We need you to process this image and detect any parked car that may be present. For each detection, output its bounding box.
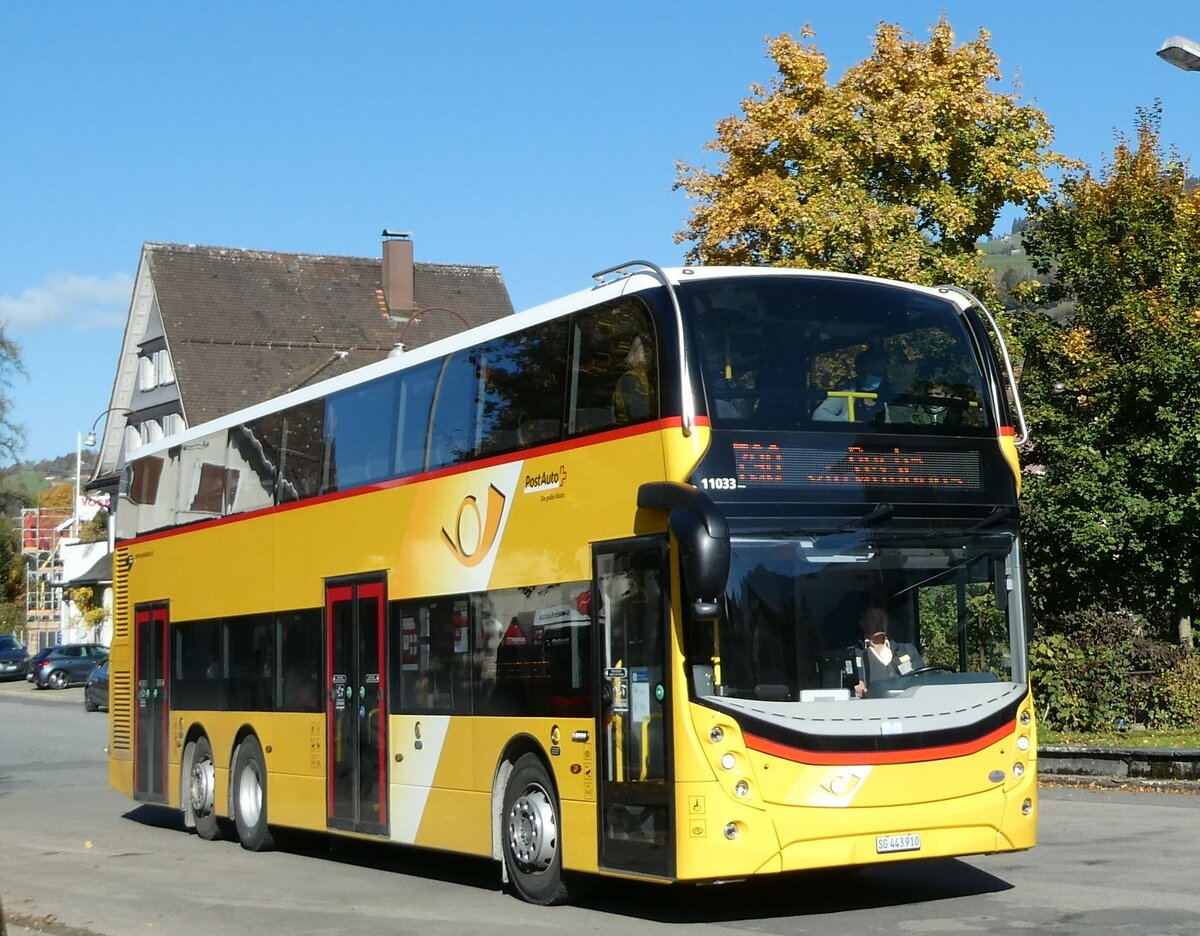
[84,658,109,712]
[0,634,29,680]
[26,643,108,689]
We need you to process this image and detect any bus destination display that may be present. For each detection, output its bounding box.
[731,442,983,490]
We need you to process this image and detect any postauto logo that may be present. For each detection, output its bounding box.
[523,463,566,494]
[441,484,506,568]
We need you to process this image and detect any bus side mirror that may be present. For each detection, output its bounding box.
[637,482,730,622]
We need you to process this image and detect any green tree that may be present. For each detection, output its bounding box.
[1017,105,1200,647]
[675,17,1072,300]
[0,517,23,634]
[0,327,21,463]
[79,508,108,544]
[0,327,26,511]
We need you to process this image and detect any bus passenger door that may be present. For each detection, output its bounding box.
[594,540,675,879]
[134,602,169,803]
[326,577,388,836]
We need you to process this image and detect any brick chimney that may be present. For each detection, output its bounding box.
[382,230,414,319]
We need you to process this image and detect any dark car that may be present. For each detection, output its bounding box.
[26,643,108,689]
[0,634,29,680]
[84,658,109,712]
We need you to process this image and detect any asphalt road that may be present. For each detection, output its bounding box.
[2,679,1199,936]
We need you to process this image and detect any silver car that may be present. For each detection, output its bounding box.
[26,643,108,689]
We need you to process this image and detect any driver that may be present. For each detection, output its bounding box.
[853,602,925,698]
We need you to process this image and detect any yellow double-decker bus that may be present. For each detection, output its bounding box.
[108,263,1035,904]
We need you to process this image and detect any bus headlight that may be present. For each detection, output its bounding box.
[1022,799,1033,816]
[1017,736,1030,751]
[1013,762,1025,779]
[710,726,724,743]
[734,779,749,798]
[1019,710,1031,726]
[724,822,740,840]
[720,753,736,771]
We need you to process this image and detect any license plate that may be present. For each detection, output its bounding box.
[876,833,921,854]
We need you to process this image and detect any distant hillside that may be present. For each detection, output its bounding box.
[978,229,1074,321]
[979,231,1039,309]
[0,450,98,508]
[4,469,51,500]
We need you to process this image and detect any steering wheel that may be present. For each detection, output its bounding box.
[906,664,955,677]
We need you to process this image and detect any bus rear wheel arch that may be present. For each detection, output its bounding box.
[501,752,568,905]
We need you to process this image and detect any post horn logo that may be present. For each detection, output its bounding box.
[442,484,507,567]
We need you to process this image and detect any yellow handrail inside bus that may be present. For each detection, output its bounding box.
[824,390,878,423]
[712,621,722,689]
[613,714,623,780]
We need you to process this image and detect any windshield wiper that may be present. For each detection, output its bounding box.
[839,502,893,532]
[964,505,1014,534]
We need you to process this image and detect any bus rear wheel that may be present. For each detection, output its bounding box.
[186,736,221,841]
[231,736,273,852]
[502,754,568,905]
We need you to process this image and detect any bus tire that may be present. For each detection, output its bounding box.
[231,736,273,852]
[502,753,568,905]
[187,736,222,841]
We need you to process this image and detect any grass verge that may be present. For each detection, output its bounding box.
[1040,728,1200,748]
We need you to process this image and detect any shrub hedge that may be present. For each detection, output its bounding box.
[1029,606,1199,732]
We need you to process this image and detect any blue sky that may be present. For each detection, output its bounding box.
[2,2,1197,462]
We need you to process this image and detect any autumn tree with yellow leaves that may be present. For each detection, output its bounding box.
[676,18,1070,300]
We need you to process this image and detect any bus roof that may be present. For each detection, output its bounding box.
[125,266,972,464]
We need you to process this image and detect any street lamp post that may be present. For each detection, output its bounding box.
[1157,35,1200,71]
[72,432,83,538]
[72,408,130,540]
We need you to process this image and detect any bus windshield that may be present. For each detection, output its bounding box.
[680,275,993,433]
[687,531,1026,708]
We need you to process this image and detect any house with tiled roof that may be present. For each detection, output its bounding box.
[61,235,512,649]
[90,234,514,487]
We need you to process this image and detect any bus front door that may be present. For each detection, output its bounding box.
[594,540,675,879]
[326,577,388,836]
[134,602,169,803]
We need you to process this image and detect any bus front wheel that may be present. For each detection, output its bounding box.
[186,736,221,841]
[231,736,273,852]
[502,754,568,905]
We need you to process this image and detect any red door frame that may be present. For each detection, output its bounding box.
[325,579,388,830]
[134,603,170,801]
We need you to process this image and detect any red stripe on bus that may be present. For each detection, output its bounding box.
[119,416,705,548]
[999,426,1015,437]
[742,721,1014,766]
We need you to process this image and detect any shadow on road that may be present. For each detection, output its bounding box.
[574,858,1013,923]
[122,804,186,832]
[120,803,1013,921]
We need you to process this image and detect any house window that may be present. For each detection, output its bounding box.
[163,413,185,436]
